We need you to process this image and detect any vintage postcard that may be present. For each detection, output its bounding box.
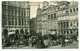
[2,0,78,49]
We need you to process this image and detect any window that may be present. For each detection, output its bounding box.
[77,22,78,26]
[8,18,11,25]
[73,8,75,12]
[58,23,60,26]
[2,16,7,25]
[12,7,14,16]
[27,9,30,17]
[6,10,8,15]
[66,22,69,27]
[21,9,22,16]
[76,8,78,11]
[67,31,69,34]
[70,30,72,34]
[70,9,72,12]
[54,13,56,18]
[13,7,16,16]
[48,15,50,19]
[12,18,14,25]
[15,18,17,25]
[2,2,6,5]
[18,8,20,16]
[2,5,6,9]
[23,9,26,16]
[9,6,13,16]
[66,10,68,14]
[65,22,68,28]
[22,9,24,16]
[4,18,7,25]
[5,5,8,9]
[22,19,23,25]
[70,23,72,26]
[61,22,63,28]
[19,18,21,25]
[51,14,53,19]
[58,7,59,9]
[15,7,17,16]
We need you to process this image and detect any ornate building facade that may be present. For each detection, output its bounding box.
[2,1,30,38]
[36,1,58,35]
[36,1,78,36]
[57,1,78,37]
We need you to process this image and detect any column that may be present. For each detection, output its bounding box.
[6,16,8,26]
[68,30,70,34]
[17,7,19,26]
[13,18,14,26]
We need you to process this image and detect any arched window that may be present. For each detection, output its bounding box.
[20,29,24,34]
[70,9,72,12]
[73,8,75,12]
[15,30,19,35]
[3,29,8,37]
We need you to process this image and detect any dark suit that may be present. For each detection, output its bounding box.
[60,34,65,47]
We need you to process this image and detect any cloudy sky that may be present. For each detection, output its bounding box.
[30,2,43,19]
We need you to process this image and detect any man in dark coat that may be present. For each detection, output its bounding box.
[60,33,65,47]
[36,32,45,48]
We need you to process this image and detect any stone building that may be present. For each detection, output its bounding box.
[57,1,78,37]
[36,1,78,36]
[2,1,30,38]
[36,1,58,35]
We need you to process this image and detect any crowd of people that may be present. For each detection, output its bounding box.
[2,31,78,48]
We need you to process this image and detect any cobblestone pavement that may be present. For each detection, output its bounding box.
[48,41,78,49]
[2,41,78,49]
[3,45,36,49]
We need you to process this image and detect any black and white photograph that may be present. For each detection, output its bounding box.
[2,0,79,49]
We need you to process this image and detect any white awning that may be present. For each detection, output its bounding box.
[8,32,15,35]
